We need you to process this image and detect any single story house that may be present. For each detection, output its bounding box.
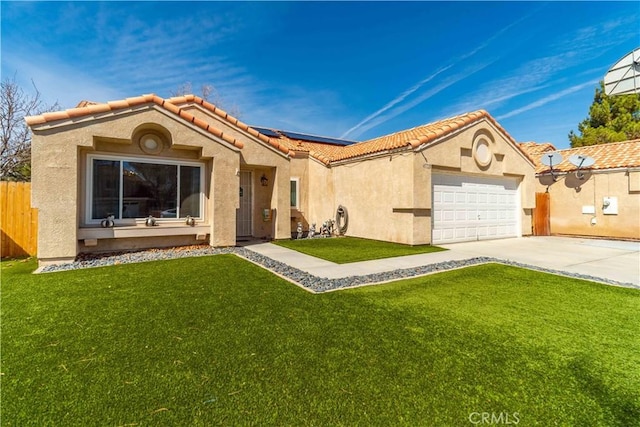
[27,94,536,266]
[519,140,640,240]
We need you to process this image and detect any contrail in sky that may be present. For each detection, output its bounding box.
[341,10,539,139]
[339,65,454,139]
[495,79,598,120]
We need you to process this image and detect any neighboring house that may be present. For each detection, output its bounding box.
[520,140,640,240]
[27,94,535,266]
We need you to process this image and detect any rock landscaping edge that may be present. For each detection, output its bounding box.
[35,245,639,292]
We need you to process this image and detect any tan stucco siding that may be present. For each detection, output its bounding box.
[537,170,640,239]
[182,105,293,240]
[300,120,536,245]
[289,153,310,233]
[236,126,291,240]
[31,108,245,263]
[31,133,85,261]
[412,157,433,244]
[304,158,336,231]
[420,122,535,237]
[331,152,417,244]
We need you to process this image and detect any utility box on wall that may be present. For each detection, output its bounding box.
[603,197,618,215]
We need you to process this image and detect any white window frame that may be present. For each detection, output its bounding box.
[290,177,300,209]
[86,153,205,225]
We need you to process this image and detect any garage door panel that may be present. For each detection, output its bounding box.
[443,210,455,221]
[433,174,519,244]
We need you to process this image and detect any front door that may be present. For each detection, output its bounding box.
[237,171,252,237]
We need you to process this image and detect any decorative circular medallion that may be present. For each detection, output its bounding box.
[473,137,492,167]
[139,134,163,154]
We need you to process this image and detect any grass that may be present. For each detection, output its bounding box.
[273,236,447,263]
[2,256,639,426]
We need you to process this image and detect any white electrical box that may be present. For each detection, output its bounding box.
[603,197,618,215]
[582,205,595,214]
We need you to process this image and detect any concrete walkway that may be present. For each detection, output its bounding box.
[243,236,640,287]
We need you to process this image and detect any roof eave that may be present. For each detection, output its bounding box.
[26,98,246,151]
[330,146,412,166]
[167,95,291,157]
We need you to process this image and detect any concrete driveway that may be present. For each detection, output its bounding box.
[246,236,639,288]
[440,236,640,286]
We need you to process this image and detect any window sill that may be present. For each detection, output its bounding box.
[78,224,210,240]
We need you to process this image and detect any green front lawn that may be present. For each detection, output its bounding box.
[2,256,639,426]
[273,236,446,263]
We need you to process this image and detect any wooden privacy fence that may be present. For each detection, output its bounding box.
[1,182,38,258]
[533,192,550,236]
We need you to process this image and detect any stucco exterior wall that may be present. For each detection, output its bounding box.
[331,152,417,244]
[30,107,258,264]
[183,103,292,240]
[31,132,88,263]
[420,121,535,236]
[237,140,291,241]
[536,169,640,239]
[288,152,310,234]
[322,121,535,245]
[30,101,539,263]
[304,158,336,231]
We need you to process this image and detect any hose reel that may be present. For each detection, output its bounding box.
[335,205,349,235]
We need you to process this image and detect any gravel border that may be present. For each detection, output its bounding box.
[37,245,640,292]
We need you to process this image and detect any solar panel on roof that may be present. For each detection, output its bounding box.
[278,130,357,146]
[251,126,281,138]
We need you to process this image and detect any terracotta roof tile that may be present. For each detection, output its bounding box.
[75,100,99,108]
[520,140,640,173]
[262,110,527,166]
[517,142,557,165]
[167,95,291,156]
[29,97,530,167]
[331,110,517,162]
[25,94,246,150]
[107,99,131,109]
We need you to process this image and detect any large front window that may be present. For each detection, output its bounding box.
[89,155,204,222]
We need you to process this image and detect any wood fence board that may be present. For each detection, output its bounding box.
[0,182,38,258]
[533,192,551,236]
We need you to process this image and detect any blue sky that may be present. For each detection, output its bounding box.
[2,1,638,148]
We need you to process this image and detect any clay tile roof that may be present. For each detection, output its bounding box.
[75,100,99,108]
[517,141,557,166]
[330,110,517,162]
[167,95,291,157]
[25,94,248,150]
[246,110,524,166]
[521,140,640,173]
[279,139,345,166]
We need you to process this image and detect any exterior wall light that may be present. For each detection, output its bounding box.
[260,174,269,186]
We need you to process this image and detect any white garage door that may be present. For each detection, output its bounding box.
[432,174,519,244]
